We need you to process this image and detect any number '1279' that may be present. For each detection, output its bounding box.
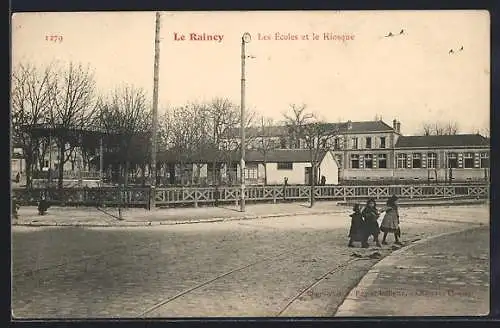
[46,35,63,42]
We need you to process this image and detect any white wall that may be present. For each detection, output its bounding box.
[266,162,311,185]
[319,151,339,185]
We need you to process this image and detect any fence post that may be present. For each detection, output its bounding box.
[343,187,347,203]
[235,187,239,206]
[273,187,276,204]
[194,189,198,208]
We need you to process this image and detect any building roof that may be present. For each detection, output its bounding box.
[158,149,328,164]
[246,149,327,163]
[225,120,395,138]
[342,120,395,133]
[395,134,490,148]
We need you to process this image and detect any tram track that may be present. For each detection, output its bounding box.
[138,235,347,317]
[275,258,364,316]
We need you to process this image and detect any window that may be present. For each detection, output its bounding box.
[279,137,287,149]
[277,162,293,170]
[351,154,359,168]
[365,154,373,168]
[45,160,49,167]
[365,137,372,149]
[480,152,489,168]
[380,137,386,149]
[335,155,343,168]
[245,167,257,179]
[447,153,458,168]
[464,153,474,168]
[334,138,340,150]
[378,154,387,168]
[427,153,437,169]
[412,153,422,168]
[352,138,358,150]
[397,154,407,168]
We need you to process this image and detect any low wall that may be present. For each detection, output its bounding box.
[12,184,489,208]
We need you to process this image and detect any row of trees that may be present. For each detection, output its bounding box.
[11,61,288,189]
[12,62,98,189]
[12,61,488,205]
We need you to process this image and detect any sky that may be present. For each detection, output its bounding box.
[11,10,490,136]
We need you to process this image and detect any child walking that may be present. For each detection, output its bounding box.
[380,195,402,245]
[361,198,382,248]
[348,203,364,247]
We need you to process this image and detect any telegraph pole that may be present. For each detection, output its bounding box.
[240,32,251,212]
[99,136,104,186]
[150,11,161,210]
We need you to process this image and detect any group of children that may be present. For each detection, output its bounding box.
[348,195,402,248]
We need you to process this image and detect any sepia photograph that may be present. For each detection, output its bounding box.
[10,10,490,318]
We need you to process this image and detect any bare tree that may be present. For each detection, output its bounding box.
[421,121,459,136]
[474,127,490,138]
[166,103,212,185]
[45,62,98,189]
[255,116,279,185]
[97,85,150,187]
[157,111,172,152]
[283,104,338,207]
[443,121,459,135]
[283,104,313,149]
[11,63,55,188]
[205,98,242,185]
[422,123,433,136]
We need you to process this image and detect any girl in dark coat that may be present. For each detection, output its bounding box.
[380,195,402,245]
[361,198,381,248]
[348,203,364,247]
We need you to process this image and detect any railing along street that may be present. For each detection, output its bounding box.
[12,184,489,208]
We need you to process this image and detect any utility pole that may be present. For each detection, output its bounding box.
[240,32,251,212]
[99,136,104,186]
[150,11,161,210]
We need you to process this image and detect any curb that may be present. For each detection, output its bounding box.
[12,210,338,228]
[337,200,488,207]
[334,226,486,317]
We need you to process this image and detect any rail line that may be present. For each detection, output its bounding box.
[138,238,342,317]
[275,258,364,316]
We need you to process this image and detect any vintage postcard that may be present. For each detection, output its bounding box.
[11,10,490,318]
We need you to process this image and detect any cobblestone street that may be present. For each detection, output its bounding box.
[12,205,489,318]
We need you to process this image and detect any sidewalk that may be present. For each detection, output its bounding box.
[13,201,344,227]
[336,226,489,316]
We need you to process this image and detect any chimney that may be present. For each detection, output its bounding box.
[347,120,352,130]
[396,121,401,134]
[393,119,397,131]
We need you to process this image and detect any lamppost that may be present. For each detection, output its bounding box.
[240,32,251,212]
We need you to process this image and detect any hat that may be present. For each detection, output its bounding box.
[352,203,361,211]
[389,194,398,201]
[366,198,376,204]
[388,194,399,204]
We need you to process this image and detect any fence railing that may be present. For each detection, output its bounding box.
[11,184,489,208]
